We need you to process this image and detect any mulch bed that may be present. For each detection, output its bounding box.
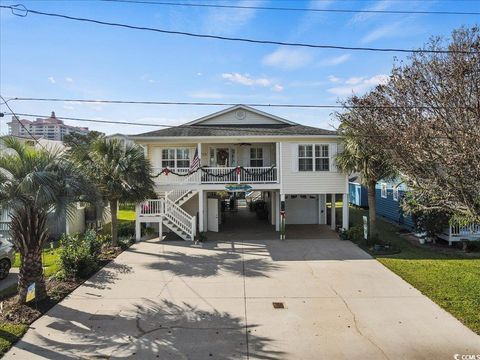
[0,244,127,327]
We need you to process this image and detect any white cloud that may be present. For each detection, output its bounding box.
[221,73,284,92]
[271,84,284,92]
[48,76,56,84]
[361,22,403,43]
[327,75,341,83]
[318,54,351,66]
[203,0,264,35]
[351,0,392,23]
[328,74,389,96]
[221,73,270,87]
[65,77,74,83]
[262,48,313,70]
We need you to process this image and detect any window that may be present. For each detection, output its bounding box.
[315,145,329,171]
[176,148,190,168]
[393,186,399,201]
[162,148,190,168]
[381,183,388,198]
[161,149,175,168]
[298,145,313,171]
[298,144,329,171]
[250,147,263,167]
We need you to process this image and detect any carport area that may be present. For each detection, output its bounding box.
[206,200,337,241]
[6,237,480,359]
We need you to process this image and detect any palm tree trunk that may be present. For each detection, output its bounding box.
[11,207,49,304]
[110,199,118,246]
[18,250,46,304]
[367,180,378,241]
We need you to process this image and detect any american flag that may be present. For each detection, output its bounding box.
[190,148,200,171]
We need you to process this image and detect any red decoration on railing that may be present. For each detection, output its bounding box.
[235,166,241,175]
[164,168,170,176]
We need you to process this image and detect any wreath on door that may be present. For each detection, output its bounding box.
[217,149,229,166]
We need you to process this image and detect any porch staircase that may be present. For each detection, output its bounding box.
[161,189,198,241]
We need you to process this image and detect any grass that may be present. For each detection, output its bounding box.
[0,323,28,356]
[118,209,135,221]
[348,207,480,334]
[12,246,61,278]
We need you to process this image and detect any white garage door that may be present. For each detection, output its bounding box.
[285,195,318,224]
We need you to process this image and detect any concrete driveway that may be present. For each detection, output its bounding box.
[5,237,480,359]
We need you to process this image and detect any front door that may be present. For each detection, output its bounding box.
[207,198,219,232]
[216,148,229,167]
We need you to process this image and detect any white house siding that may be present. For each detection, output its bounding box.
[67,204,86,234]
[280,140,347,195]
[195,109,285,126]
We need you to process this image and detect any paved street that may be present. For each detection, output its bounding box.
[5,236,480,359]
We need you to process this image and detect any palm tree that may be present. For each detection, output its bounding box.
[77,138,155,245]
[335,92,396,240]
[0,137,86,303]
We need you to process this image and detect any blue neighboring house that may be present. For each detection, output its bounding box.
[376,180,414,229]
[348,177,369,208]
[348,178,414,229]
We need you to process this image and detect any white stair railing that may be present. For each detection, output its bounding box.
[167,188,192,204]
[164,198,196,239]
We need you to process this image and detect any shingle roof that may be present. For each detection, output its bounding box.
[132,124,337,138]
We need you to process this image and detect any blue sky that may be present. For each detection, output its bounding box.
[0,0,478,135]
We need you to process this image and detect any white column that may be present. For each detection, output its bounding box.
[135,205,141,241]
[198,189,204,232]
[270,191,275,225]
[331,194,336,230]
[275,142,280,183]
[275,191,280,231]
[203,191,208,232]
[159,218,163,241]
[318,194,327,225]
[342,193,349,230]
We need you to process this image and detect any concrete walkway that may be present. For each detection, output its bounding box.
[5,237,480,359]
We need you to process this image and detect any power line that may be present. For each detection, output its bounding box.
[0,4,477,54]
[2,112,173,127]
[5,97,475,110]
[0,95,47,150]
[101,0,480,16]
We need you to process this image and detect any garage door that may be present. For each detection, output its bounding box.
[285,195,318,224]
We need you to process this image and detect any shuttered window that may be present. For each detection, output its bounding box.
[298,144,330,171]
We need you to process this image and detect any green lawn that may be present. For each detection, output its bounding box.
[118,209,135,221]
[0,323,28,356]
[348,207,480,334]
[13,246,61,278]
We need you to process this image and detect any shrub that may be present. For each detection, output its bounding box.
[118,236,135,250]
[118,221,135,238]
[346,226,364,243]
[58,233,98,279]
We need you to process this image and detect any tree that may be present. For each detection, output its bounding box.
[371,26,480,222]
[335,92,396,240]
[0,138,86,303]
[74,138,155,245]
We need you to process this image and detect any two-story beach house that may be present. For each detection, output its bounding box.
[132,105,349,241]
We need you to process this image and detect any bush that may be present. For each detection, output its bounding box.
[58,233,99,279]
[118,236,135,250]
[346,226,364,243]
[118,221,135,238]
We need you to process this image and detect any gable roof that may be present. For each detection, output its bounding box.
[184,104,298,126]
[132,105,337,138]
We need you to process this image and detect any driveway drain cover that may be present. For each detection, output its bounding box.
[272,302,285,309]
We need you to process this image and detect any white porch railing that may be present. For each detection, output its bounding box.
[449,223,480,244]
[153,166,277,185]
[138,199,164,217]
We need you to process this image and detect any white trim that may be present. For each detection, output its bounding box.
[297,143,331,172]
[393,186,399,201]
[133,134,340,141]
[184,104,298,126]
[381,183,388,198]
